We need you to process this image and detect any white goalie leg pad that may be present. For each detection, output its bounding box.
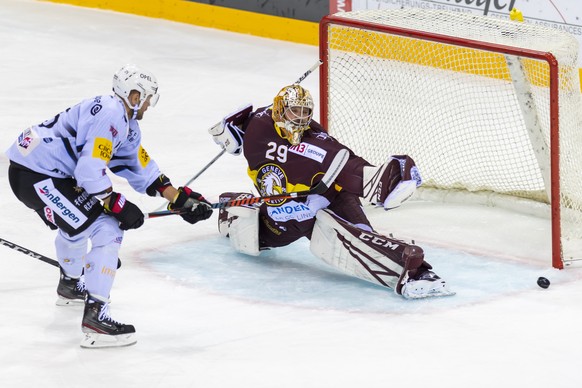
[310,209,404,290]
[227,206,260,256]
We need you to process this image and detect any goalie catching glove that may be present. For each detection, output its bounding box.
[103,192,145,230]
[362,155,422,210]
[208,104,253,155]
[168,186,213,224]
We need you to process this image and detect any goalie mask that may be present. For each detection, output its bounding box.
[272,84,314,145]
[112,64,159,118]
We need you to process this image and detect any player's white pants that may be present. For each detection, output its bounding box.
[55,214,123,302]
[55,230,87,278]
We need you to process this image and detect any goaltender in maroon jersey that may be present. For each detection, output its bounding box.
[209,84,454,299]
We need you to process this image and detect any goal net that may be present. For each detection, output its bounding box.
[319,9,582,269]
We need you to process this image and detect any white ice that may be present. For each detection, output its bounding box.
[1,1,582,387]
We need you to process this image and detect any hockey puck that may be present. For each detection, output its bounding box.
[537,277,550,289]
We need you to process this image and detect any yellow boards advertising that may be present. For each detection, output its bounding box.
[330,0,582,84]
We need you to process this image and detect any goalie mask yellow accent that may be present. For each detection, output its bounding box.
[272,84,314,145]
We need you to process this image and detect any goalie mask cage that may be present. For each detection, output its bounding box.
[319,9,582,269]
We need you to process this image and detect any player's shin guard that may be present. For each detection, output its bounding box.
[84,245,119,302]
[310,209,426,292]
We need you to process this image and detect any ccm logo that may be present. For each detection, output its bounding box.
[359,232,399,250]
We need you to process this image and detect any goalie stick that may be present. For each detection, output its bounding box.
[153,60,323,211]
[293,59,323,86]
[183,148,226,188]
[145,148,349,218]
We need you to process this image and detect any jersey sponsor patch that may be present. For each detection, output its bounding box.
[267,200,316,223]
[92,137,112,163]
[138,145,150,168]
[288,143,327,163]
[33,179,88,228]
[16,128,40,156]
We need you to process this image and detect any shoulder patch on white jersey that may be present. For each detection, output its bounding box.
[288,143,327,163]
[16,128,40,156]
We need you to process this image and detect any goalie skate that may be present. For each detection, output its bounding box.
[400,271,455,299]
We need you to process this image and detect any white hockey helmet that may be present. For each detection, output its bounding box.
[112,64,159,110]
[272,84,314,145]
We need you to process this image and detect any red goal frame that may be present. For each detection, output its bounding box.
[318,14,563,268]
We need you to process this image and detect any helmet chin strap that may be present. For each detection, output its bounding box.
[131,104,139,120]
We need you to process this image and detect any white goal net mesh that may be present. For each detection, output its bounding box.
[321,9,582,267]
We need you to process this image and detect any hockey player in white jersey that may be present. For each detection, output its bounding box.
[5,64,213,348]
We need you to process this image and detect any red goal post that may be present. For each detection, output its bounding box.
[319,9,582,269]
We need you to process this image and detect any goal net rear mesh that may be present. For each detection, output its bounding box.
[320,9,582,267]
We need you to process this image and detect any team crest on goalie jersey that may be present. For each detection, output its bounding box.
[256,164,287,206]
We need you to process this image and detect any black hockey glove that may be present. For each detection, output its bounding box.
[168,186,213,224]
[104,192,145,230]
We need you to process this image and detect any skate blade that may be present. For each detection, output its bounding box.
[55,297,85,306]
[80,332,137,349]
[401,279,456,299]
[402,289,456,299]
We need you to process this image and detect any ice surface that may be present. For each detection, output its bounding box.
[1,1,582,387]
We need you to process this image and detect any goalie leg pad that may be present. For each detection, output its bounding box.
[225,206,260,256]
[310,209,424,290]
[218,192,254,237]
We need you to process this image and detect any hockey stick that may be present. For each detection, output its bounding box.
[0,237,123,269]
[184,148,226,188]
[262,60,323,109]
[0,237,58,267]
[293,59,322,85]
[153,149,227,211]
[145,148,349,218]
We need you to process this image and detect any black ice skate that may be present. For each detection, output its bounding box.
[56,267,86,306]
[80,295,136,348]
